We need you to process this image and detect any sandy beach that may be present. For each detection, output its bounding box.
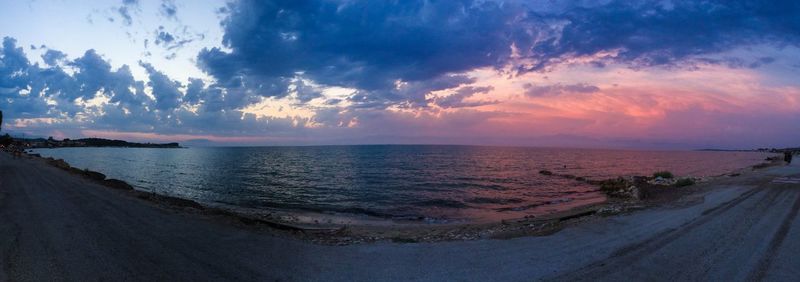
[2,151,800,281]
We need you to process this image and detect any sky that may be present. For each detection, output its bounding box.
[0,0,799,149]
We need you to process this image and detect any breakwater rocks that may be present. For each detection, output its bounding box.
[538,169,709,200]
[43,156,134,191]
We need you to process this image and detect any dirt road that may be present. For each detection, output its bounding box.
[1,152,799,281]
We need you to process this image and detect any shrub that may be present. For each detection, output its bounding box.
[0,134,11,146]
[675,178,695,187]
[653,171,674,179]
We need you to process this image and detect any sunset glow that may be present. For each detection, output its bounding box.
[1,0,799,148]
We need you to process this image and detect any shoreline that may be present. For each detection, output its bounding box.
[14,149,784,245]
[3,149,800,280]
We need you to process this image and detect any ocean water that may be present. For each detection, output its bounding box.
[33,146,773,223]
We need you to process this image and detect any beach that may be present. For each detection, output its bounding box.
[2,151,800,280]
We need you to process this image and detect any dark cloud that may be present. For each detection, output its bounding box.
[183,78,205,105]
[139,62,182,111]
[1,37,157,127]
[5,1,800,145]
[41,49,67,66]
[198,0,524,105]
[198,0,800,107]
[519,0,800,72]
[524,83,600,97]
[0,38,30,91]
[182,78,228,113]
[292,80,322,102]
[67,50,116,101]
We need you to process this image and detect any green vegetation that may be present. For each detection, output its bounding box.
[76,138,180,148]
[675,178,695,187]
[653,171,674,179]
[0,133,11,146]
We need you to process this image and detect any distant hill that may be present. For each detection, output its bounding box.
[21,137,180,148]
[76,138,181,148]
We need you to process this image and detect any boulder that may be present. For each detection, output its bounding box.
[83,170,106,181]
[104,179,134,190]
[627,185,642,200]
[48,159,71,170]
[597,177,643,199]
[68,167,84,175]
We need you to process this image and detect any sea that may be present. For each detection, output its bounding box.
[32,145,773,223]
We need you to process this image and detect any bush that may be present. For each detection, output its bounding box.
[675,178,695,187]
[653,171,674,179]
[0,134,11,146]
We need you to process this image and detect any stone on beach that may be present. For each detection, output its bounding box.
[103,179,134,190]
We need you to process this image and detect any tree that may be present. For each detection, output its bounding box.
[0,134,11,146]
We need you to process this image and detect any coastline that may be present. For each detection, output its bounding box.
[3,149,800,280]
[15,149,783,245]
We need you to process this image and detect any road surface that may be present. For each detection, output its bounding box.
[1,152,799,281]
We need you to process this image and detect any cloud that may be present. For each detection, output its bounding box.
[431,86,497,108]
[117,6,133,26]
[139,62,182,111]
[41,49,67,66]
[1,37,158,128]
[0,37,29,90]
[160,0,177,19]
[113,0,140,26]
[4,1,800,147]
[519,1,800,72]
[524,83,600,97]
[198,0,525,102]
[152,26,197,56]
[196,0,800,113]
[155,29,175,45]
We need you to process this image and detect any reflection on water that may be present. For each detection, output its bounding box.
[33,145,772,222]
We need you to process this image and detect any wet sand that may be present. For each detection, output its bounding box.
[2,151,799,281]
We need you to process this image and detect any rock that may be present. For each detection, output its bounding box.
[159,196,205,210]
[598,177,639,199]
[48,159,71,170]
[68,167,84,175]
[597,205,624,215]
[648,176,677,186]
[83,170,106,181]
[628,185,642,200]
[539,170,553,175]
[104,179,134,190]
